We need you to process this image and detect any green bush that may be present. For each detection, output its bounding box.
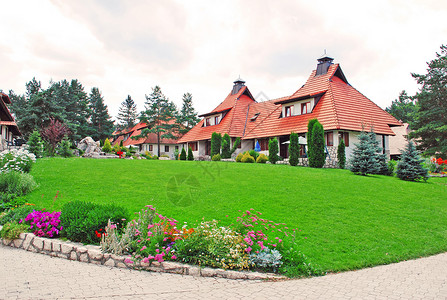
[221,134,231,158]
[309,121,325,168]
[0,148,36,173]
[388,160,397,176]
[180,148,187,160]
[102,138,113,153]
[289,132,299,166]
[173,148,179,160]
[57,136,73,157]
[212,154,221,161]
[27,130,44,158]
[249,150,259,161]
[60,201,128,244]
[279,243,325,278]
[211,132,222,156]
[396,141,428,181]
[152,155,158,160]
[256,153,268,163]
[268,138,279,164]
[241,153,255,163]
[230,137,241,156]
[160,154,170,158]
[0,205,37,225]
[0,171,38,211]
[0,222,29,240]
[187,146,194,161]
[306,119,319,164]
[236,152,244,162]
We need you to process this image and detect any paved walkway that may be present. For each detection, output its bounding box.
[1,245,446,299]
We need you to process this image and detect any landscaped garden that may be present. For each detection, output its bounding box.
[3,157,446,275]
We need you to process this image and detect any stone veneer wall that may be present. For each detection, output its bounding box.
[0,229,284,281]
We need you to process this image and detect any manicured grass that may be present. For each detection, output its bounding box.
[25,157,447,272]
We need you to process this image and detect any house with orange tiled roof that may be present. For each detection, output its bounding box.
[178,56,402,163]
[0,91,21,151]
[112,121,180,158]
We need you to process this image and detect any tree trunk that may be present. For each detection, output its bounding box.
[157,132,161,157]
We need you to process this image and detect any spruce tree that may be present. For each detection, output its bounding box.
[88,87,114,141]
[309,121,325,168]
[57,136,73,158]
[349,131,380,175]
[268,138,279,164]
[177,93,200,134]
[289,132,299,166]
[211,132,222,156]
[27,130,44,158]
[138,86,178,157]
[337,139,346,169]
[117,95,138,130]
[180,148,187,160]
[396,141,428,181]
[367,132,389,175]
[221,134,231,158]
[187,146,194,161]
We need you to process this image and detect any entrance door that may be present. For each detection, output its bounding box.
[279,136,289,158]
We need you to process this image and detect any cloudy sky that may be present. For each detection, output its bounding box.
[0,0,446,120]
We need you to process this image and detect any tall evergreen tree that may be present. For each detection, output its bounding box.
[88,87,114,141]
[396,141,428,181]
[138,86,178,157]
[337,139,346,169]
[211,132,222,156]
[117,95,138,130]
[27,130,44,158]
[177,93,200,134]
[308,120,325,168]
[187,146,194,161]
[221,133,231,158]
[268,138,279,164]
[410,45,447,158]
[288,132,299,166]
[349,131,380,175]
[385,90,417,124]
[367,132,389,175]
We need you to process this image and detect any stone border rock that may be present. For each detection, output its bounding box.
[0,230,285,281]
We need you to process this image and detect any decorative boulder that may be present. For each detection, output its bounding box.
[78,137,101,157]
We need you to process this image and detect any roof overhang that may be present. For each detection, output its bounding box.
[199,108,231,118]
[274,92,326,105]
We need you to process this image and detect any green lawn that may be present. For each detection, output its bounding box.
[24,157,447,272]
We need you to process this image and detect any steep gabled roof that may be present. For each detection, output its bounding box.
[113,121,179,147]
[177,86,256,143]
[243,63,401,139]
[0,92,21,136]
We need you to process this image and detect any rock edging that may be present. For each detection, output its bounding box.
[0,230,285,281]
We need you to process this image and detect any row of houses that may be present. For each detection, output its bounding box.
[2,56,405,161]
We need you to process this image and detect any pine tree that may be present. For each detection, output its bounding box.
[211,132,222,156]
[180,148,187,160]
[396,141,428,181]
[88,87,114,141]
[268,138,279,164]
[187,146,194,161]
[349,131,380,175]
[138,86,178,157]
[27,130,44,158]
[117,95,138,130]
[177,93,200,134]
[309,121,325,168]
[221,134,231,158]
[288,132,299,166]
[385,90,416,124]
[337,139,346,169]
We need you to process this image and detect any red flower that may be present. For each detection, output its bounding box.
[95,230,101,238]
[437,158,443,165]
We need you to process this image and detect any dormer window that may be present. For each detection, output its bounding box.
[205,118,210,126]
[214,116,219,125]
[250,113,260,121]
[301,102,311,114]
[285,105,293,117]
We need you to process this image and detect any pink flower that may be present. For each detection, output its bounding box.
[140,246,147,251]
[124,258,134,264]
[171,255,177,260]
[148,224,154,229]
[155,249,159,253]
[245,247,252,253]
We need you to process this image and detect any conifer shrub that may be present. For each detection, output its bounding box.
[396,141,428,181]
[349,131,380,175]
[249,150,259,161]
[236,152,244,162]
[173,148,179,160]
[268,138,279,164]
[310,122,325,168]
[337,139,346,169]
[307,119,319,163]
[27,130,44,158]
[187,146,194,161]
[212,154,221,161]
[211,132,222,156]
[289,132,299,166]
[230,137,241,156]
[102,138,113,153]
[57,136,73,157]
[221,134,231,158]
[180,148,187,160]
[256,153,268,163]
[241,153,255,163]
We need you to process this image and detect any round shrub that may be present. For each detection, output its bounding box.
[212,154,221,161]
[236,152,244,162]
[249,150,259,161]
[102,138,113,153]
[256,153,268,163]
[0,148,36,173]
[241,153,255,163]
[179,148,187,160]
[0,171,38,211]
